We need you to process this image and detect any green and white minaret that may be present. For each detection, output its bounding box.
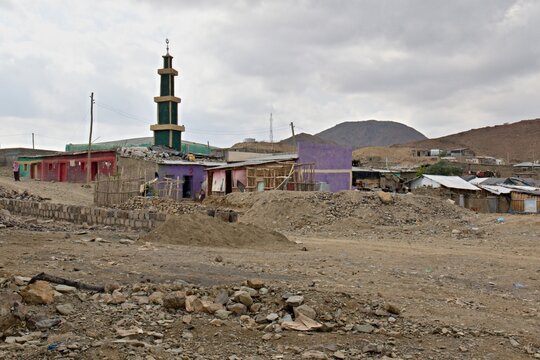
[150,39,185,150]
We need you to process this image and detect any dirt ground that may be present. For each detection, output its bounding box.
[0,185,539,359]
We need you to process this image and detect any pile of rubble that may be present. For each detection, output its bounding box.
[113,196,206,216]
[0,208,76,232]
[205,190,473,235]
[0,187,48,202]
[2,274,533,359]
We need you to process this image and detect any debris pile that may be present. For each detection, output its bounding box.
[113,196,206,215]
[142,214,292,249]
[205,190,473,234]
[0,186,48,202]
[2,275,534,359]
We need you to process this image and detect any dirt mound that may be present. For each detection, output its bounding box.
[0,186,48,202]
[142,213,293,249]
[205,190,473,234]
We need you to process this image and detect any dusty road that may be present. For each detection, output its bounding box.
[0,210,538,359]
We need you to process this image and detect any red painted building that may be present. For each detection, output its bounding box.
[33,150,116,182]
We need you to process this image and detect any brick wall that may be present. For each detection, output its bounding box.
[0,199,166,230]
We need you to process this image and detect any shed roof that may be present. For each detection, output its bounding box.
[206,153,298,171]
[422,174,480,191]
[159,160,226,167]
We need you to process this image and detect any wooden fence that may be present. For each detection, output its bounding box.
[94,175,144,206]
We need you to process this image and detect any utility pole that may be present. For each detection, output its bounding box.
[290,122,297,151]
[86,92,94,184]
[269,113,274,143]
[32,133,35,149]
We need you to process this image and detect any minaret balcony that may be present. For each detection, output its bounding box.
[154,95,181,103]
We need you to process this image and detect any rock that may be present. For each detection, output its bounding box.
[384,303,401,315]
[214,255,223,263]
[267,313,279,322]
[259,287,269,295]
[250,303,262,312]
[363,344,383,354]
[104,283,121,293]
[227,303,247,315]
[163,291,186,310]
[282,313,322,331]
[56,303,75,316]
[255,313,268,324]
[333,351,346,359]
[294,304,317,320]
[110,290,126,304]
[185,295,204,313]
[210,310,230,322]
[19,281,54,305]
[13,276,31,286]
[30,316,61,329]
[210,319,224,327]
[301,350,329,359]
[119,239,135,245]
[286,295,304,307]
[240,286,258,297]
[0,293,25,333]
[262,333,272,341]
[54,285,77,294]
[247,279,265,289]
[202,301,224,314]
[215,289,229,305]
[233,291,253,307]
[377,191,393,204]
[182,315,192,324]
[132,296,149,305]
[510,338,520,347]
[354,324,375,333]
[239,315,257,329]
[116,326,144,337]
[148,291,164,305]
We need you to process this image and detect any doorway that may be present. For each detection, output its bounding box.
[183,175,193,198]
[225,170,233,194]
[91,162,99,181]
[59,163,67,182]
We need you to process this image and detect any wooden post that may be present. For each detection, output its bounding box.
[290,122,297,151]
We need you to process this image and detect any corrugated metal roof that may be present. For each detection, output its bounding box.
[206,153,298,171]
[423,175,480,190]
[479,185,513,195]
[159,160,226,167]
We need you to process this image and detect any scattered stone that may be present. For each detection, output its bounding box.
[240,315,257,329]
[227,302,248,315]
[510,338,520,347]
[214,255,223,263]
[384,303,401,315]
[185,295,204,313]
[56,303,75,315]
[286,295,304,307]
[19,280,54,305]
[148,291,164,305]
[163,291,186,310]
[233,291,253,307]
[267,313,279,322]
[54,285,77,294]
[119,239,135,245]
[294,304,317,320]
[247,279,265,289]
[210,319,224,327]
[262,333,272,341]
[333,350,346,359]
[215,289,229,305]
[215,309,232,319]
[301,350,329,359]
[377,191,394,204]
[354,324,375,333]
[110,290,127,304]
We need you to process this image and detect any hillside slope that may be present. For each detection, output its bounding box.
[397,119,540,162]
[316,120,427,148]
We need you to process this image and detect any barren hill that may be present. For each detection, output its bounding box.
[279,132,335,146]
[316,120,427,148]
[397,119,540,163]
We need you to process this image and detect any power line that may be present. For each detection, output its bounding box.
[94,100,290,136]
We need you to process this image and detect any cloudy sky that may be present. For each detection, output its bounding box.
[1,0,539,150]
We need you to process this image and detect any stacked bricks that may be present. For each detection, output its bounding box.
[0,198,166,230]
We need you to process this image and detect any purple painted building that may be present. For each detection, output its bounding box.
[157,160,224,199]
[297,142,352,192]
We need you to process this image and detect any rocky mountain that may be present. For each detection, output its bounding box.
[397,119,540,163]
[315,120,427,149]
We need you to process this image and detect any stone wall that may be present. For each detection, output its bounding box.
[0,199,166,230]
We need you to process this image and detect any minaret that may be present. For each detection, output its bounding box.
[150,39,185,151]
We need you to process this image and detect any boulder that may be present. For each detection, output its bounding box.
[163,291,186,310]
[19,281,54,305]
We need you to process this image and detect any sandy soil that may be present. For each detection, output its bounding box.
[0,206,538,359]
[0,170,93,206]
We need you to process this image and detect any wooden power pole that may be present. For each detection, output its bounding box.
[290,122,297,151]
[32,133,35,149]
[86,92,94,184]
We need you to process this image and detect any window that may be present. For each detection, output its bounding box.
[81,162,85,171]
[48,164,53,171]
[23,164,28,171]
